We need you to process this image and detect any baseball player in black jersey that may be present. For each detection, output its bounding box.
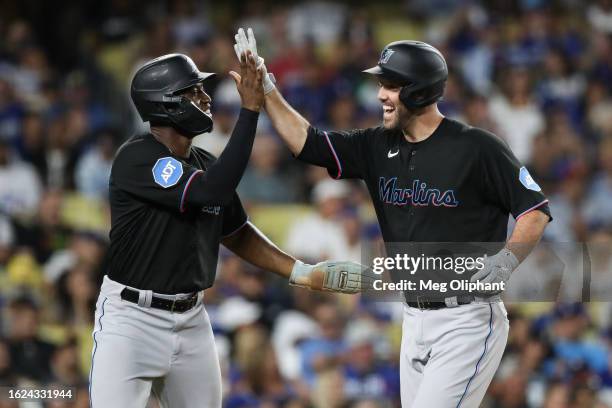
[234,29,552,407]
[89,52,372,408]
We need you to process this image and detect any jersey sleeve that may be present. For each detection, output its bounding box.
[111,140,203,212]
[297,126,370,179]
[221,193,248,237]
[476,129,552,221]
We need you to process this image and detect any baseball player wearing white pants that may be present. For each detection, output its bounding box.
[400,300,509,407]
[90,276,222,407]
[89,51,371,407]
[233,28,552,407]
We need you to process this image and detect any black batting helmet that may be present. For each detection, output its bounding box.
[363,41,448,109]
[130,54,215,137]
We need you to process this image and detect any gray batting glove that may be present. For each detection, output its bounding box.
[234,27,276,94]
[290,260,375,294]
[469,248,519,295]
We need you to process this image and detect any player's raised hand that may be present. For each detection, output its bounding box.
[290,260,376,294]
[229,50,264,112]
[233,27,276,94]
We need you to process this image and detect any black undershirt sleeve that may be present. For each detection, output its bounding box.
[184,108,259,207]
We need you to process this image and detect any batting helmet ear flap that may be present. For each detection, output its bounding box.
[399,79,447,109]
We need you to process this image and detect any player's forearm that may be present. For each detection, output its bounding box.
[186,108,258,206]
[264,89,310,156]
[506,210,549,262]
[222,222,295,279]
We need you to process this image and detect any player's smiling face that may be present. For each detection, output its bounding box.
[377,79,407,130]
[181,83,212,115]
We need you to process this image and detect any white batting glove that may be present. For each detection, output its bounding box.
[290,260,374,294]
[234,27,276,95]
[470,248,519,295]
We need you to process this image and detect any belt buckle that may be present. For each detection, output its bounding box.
[416,296,430,310]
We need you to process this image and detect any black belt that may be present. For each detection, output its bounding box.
[120,288,199,313]
[406,295,475,310]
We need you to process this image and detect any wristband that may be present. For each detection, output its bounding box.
[263,70,276,95]
[289,260,312,287]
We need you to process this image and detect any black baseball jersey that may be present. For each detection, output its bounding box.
[298,117,551,243]
[107,134,247,294]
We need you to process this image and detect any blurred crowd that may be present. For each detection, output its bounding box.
[0,0,612,407]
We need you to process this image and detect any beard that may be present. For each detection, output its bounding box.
[382,103,421,131]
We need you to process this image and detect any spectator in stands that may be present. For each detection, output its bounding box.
[44,106,90,190]
[15,111,47,181]
[326,92,358,131]
[341,319,399,404]
[56,264,96,326]
[49,338,83,387]
[542,382,570,408]
[492,371,529,408]
[0,138,42,218]
[15,189,71,263]
[589,227,612,300]
[75,128,118,200]
[43,230,105,287]
[338,209,363,263]
[283,42,331,125]
[0,78,24,145]
[239,343,294,406]
[300,302,346,387]
[461,91,498,134]
[583,136,612,229]
[547,303,609,382]
[11,45,50,102]
[0,339,16,386]
[489,67,545,163]
[0,215,14,267]
[238,132,299,203]
[536,49,585,118]
[6,296,55,383]
[584,79,612,141]
[589,31,612,97]
[312,367,346,408]
[453,12,496,95]
[61,70,112,133]
[286,179,352,262]
[272,301,319,382]
[348,400,386,408]
[437,72,464,118]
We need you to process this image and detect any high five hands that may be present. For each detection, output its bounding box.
[229,49,264,112]
[233,27,276,95]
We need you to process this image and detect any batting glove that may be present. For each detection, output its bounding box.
[290,260,375,294]
[469,248,519,295]
[234,27,276,95]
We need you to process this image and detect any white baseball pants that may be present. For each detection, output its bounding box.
[400,301,509,408]
[89,276,222,408]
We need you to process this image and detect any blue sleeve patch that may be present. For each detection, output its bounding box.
[152,157,183,188]
[519,166,541,192]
